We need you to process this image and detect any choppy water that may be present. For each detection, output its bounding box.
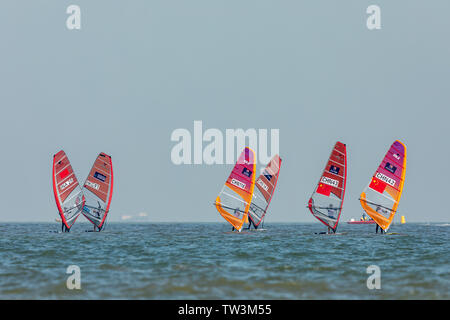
[0,222,448,299]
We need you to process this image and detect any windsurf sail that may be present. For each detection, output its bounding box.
[52,150,85,230]
[81,153,113,230]
[359,140,406,232]
[215,147,256,232]
[308,141,347,233]
[248,154,282,227]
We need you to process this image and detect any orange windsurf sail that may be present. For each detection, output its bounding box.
[215,148,256,232]
[360,140,407,231]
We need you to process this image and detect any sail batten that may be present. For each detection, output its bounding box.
[360,140,407,231]
[215,148,256,231]
[308,142,347,232]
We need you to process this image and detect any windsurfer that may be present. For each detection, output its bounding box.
[327,204,337,219]
[375,206,384,234]
[231,208,240,231]
[247,217,258,230]
[61,223,69,233]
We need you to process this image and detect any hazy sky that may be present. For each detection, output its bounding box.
[0,1,449,223]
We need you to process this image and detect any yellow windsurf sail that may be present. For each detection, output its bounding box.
[215,147,256,232]
[360,140,407,231]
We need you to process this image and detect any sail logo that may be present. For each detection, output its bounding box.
[241,168,252,178]
[384,162,397,174]
[257,179,269,191]
[263,170,272,181]
[170,121,279,165]
[375,173,396,186]
[320,176,339,188]
[393,153,401,160]
[86,180,100,190]
[60,178,74,191]
[94,171,106,182]
[59,168,70,180]
[328,165,340,175]
[230,178,246,190]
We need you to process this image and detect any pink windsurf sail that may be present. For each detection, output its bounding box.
[215,147,256,232]
[360,140,407,231]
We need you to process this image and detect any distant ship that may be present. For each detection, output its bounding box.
[347,213,376,225]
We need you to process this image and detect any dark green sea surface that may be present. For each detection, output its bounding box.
[0,222,448,299]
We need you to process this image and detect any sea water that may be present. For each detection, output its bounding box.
[0,222,448,299]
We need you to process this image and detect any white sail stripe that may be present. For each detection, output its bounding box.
[363,184,398,204]
[92,164,110,177]
[98,156,112,168]
[54,154,80,200]
[328,158,345,168]
[334,148,345,156]
[63,189,82,204]
[221,190,248,207]
[259,176,276,190]
[260,167,280,189]
[57,172,76,186]
[270,159,280,170]
[59,178,80,197]
[84,184,108,197]
[55,162,71,176]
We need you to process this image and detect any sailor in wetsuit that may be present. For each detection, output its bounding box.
[375,206,384,234]
[326,204,337,234]
[231,208,240,231]
[247,216,257,230]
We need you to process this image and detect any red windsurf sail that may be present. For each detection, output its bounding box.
[52,150,85,230]
[308,142,347,233]
[81,153,113,230]
[248,154,282,227]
